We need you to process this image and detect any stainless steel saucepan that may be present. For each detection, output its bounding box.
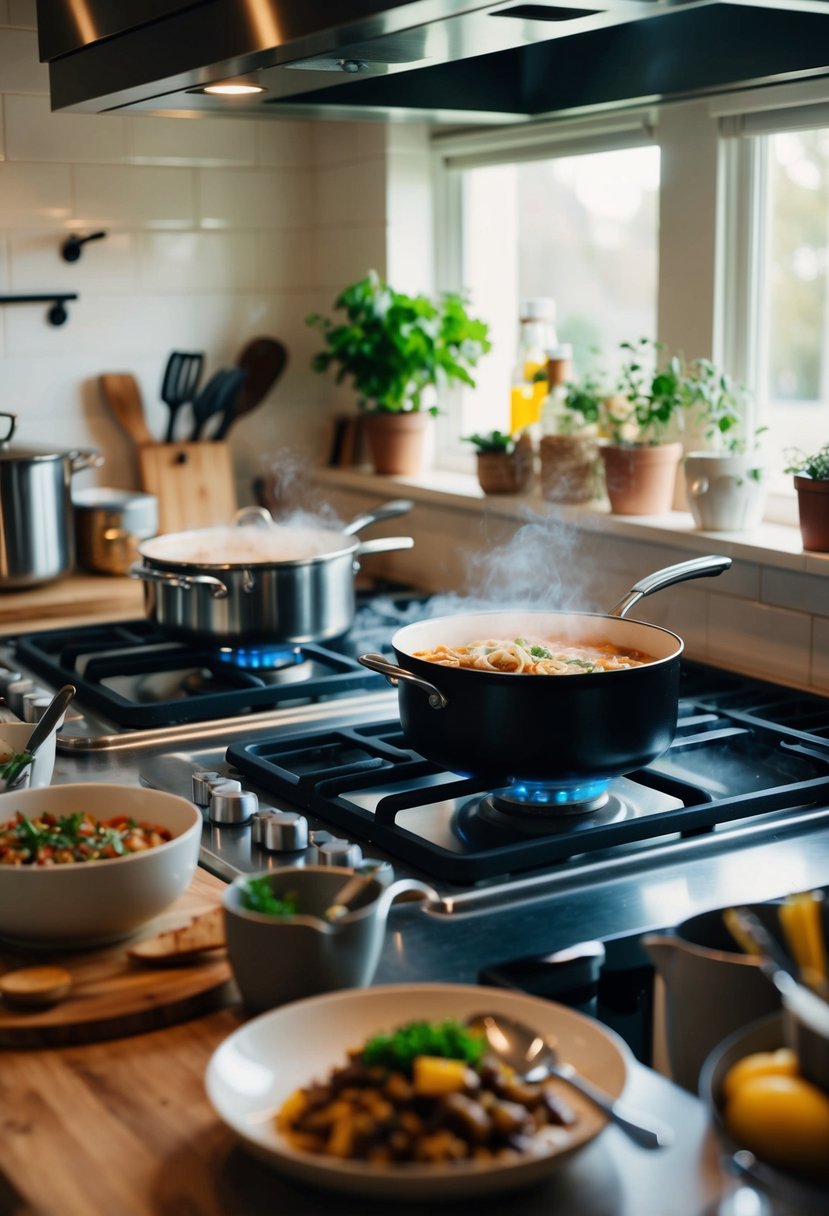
[130,499,414,645]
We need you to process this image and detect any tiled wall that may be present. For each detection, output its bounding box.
[0,2,424,503]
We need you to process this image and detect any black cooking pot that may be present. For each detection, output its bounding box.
[359,555,731,787]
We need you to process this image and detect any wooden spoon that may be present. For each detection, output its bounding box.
[0,966,73,1009]
[98,374,155,447]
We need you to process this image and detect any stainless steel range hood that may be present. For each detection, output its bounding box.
[37,0,829,124]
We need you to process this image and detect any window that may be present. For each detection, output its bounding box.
[434,120,659,467]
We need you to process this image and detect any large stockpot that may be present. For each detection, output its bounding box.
[359,555,732,788]
[129,500,415,646]
[0,412,102,590]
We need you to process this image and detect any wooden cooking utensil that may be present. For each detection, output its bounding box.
[211,337,288,441]
[98,374,155,447]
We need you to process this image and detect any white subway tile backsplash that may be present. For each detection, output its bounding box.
[3,292,206,358]
[197,167,312,230]
[72,164,196,230]
[137,231,258,293]
[129,114,257,167]
[256,229,312,290]
[313,158,388,226]
[255,121,314,168]
[310,223,387,290]
[0,161,72,227]
[0,27,46,91]
[312,123,387,166]
[812,617,829,692]
[708,593,811,686]
[9,229,137,292]
[761,566,829,618]
[5,95,128,163]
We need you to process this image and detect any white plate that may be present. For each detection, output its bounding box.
[206,982,630,1201]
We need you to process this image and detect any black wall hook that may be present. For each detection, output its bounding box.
[0,293,78,326]
[61,231,107,262]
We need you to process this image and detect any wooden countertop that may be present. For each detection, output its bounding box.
[0,867,730,1216]
[0,574,145,636]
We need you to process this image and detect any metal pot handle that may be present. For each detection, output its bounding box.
[343,499,414,536]
[69,449,105,474]
[355,536,415,557]
[358,653,448,709]
[128,561,229,599]
[233,506,273,529]
[608,554,732,619]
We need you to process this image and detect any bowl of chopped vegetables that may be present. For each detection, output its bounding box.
[0,783,201,946]
[0,721,57,791]
[206,983,630,1200]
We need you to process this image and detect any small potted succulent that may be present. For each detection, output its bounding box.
[308,271,491,476]
[464,430,533,495]
[784,442,829,551]
[597,339,688,516]
[682,359,767,532]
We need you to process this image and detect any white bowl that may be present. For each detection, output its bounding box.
[0,721,57,790]
[0,783,201,947]
[206,983,630,1201]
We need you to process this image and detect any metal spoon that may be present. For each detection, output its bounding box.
[3,684,76,791]
[467,1011,674,1150]
[324,872,376,923]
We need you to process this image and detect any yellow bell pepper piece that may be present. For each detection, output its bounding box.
[412,1055,470,1096]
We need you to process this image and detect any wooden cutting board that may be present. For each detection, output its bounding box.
[138,442,237,534]
[0,869,236,1048]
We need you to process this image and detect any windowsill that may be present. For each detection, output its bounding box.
[315,465,829,576]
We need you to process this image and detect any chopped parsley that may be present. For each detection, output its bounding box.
[361,1019,486,1073]
[240,875,299,918]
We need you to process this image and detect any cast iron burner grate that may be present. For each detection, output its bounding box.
[14,620,384,728]
[227,679,829,882]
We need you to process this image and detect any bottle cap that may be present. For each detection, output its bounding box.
[520,298,556,322]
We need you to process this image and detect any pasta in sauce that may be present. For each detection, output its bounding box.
[412,636,655,675]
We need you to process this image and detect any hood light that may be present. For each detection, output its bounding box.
[201,83,266,96]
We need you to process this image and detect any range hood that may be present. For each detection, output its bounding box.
[37,0,829,124]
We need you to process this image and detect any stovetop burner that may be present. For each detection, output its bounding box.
[215,643,306,672]
[488,777,612,813]
[225,671,829,883]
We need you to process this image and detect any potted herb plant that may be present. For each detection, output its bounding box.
[682,359,767,532]
[307,271,491,476]
[784,442,829,551]
[464,430,533,495]
[538,370,603,504]
[597,339,687,516]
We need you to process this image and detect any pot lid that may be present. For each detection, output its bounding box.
[0,411,71,462]
[138,522,358,567]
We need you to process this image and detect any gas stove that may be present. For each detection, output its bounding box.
[2,592,829,914]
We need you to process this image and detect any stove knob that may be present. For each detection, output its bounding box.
[22,692,51,723]
[316,839,363,868]
[4,679,33,718]
[208,786,258,825]
[261,811,309,853]
[192,770,225,806]
[0,669,23,697]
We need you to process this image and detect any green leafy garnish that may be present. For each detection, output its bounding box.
[361,1019,486,1074]
[566,658,600,671]
[529,644,552,659]
[0,750,33,786]
[240,876,299,918]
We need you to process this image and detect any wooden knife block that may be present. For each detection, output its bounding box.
[138,442,238,535]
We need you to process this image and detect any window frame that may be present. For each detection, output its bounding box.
[431,80,829,524]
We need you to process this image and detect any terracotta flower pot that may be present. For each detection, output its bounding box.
[794,475,829,552]
[599,441,683,516]
[476,436,533,495]
[362,412,428,476]
[539,435,599,504]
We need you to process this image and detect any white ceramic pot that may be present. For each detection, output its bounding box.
[684,451,766,531]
